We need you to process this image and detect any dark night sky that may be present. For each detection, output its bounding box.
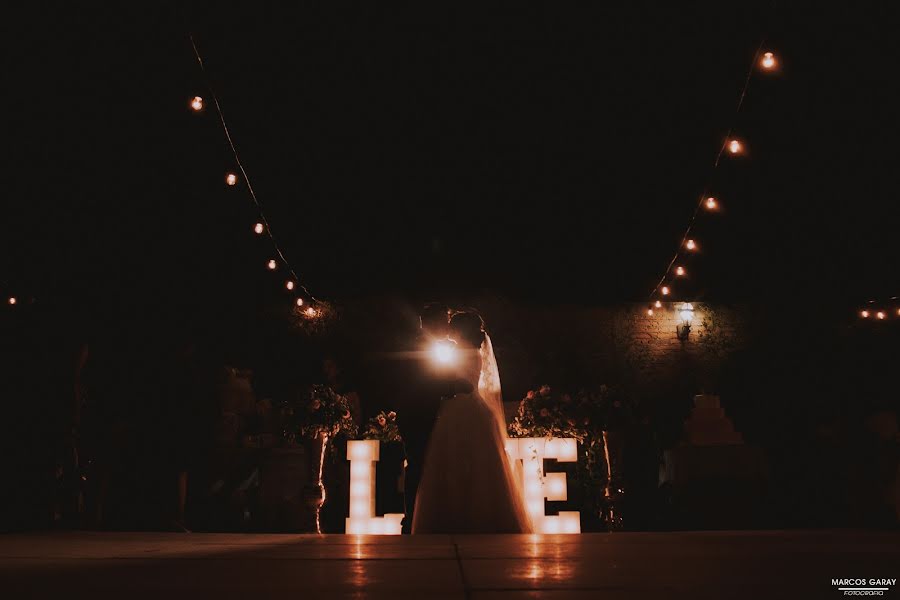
[5,3,899,329]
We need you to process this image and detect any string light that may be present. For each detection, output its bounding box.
[189,34,318,306]
[876,311,886,320]
[647,41,773,307]
[296,298,305,307]
[654,300,662,308]
[286,281,295,291]
[860,310,870,318]
[647,309,654,316]
[7,297,15,306]
[304,306,318,318]
[675,266,686,276]
[661,286,670,296]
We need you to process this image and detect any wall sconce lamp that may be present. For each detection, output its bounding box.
[676,303,694,341]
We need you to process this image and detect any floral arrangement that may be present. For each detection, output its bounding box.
[508,384,631,441]
[361,411,402,443]
[296,384,358,440]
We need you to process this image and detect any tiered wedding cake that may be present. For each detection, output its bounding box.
[683,394,743,446]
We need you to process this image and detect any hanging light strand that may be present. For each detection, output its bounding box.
[648,40,769,300]
[188,34,318,303]
[858,296,900,320]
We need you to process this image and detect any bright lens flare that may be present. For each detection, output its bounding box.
[761,52,776,70]
[431,340,457,366]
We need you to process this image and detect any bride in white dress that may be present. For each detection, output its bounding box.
[412,311,532,533]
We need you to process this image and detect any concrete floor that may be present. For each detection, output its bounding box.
[1,530,898,599]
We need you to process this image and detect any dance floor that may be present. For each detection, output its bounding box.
[1,530,898,599]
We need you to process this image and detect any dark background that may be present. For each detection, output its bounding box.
[1,3,898,531]
[4,3,898,316]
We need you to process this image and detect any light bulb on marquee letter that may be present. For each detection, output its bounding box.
[345,440,404,534]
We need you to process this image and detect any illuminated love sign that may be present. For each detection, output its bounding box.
[505,437,581,534]
[345,440,404,535]
[345,437,580,535]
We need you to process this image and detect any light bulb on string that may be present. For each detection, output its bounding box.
[296,298,305,307]
[225,173,238,186]
[267,259,277,270]
[304,306,318,318]
[647,308,654,316]
[253,223,265,235]
[860,310,870,318]
[190,96,204,111]
[760,52,777,70]
[7,297,16,306]
[286,281,295,291]
[727,139,743,155]
[685,239,697,251]
[654,300,662,308]
[675,266,686,277]
[705,197,718,210]
[876,311,886,320]
[661,286,670,296]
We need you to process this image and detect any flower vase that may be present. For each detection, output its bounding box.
[303,431,329,533]
[599,430,626,531]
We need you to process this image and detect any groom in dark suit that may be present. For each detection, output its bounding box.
[394,303,472,533]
